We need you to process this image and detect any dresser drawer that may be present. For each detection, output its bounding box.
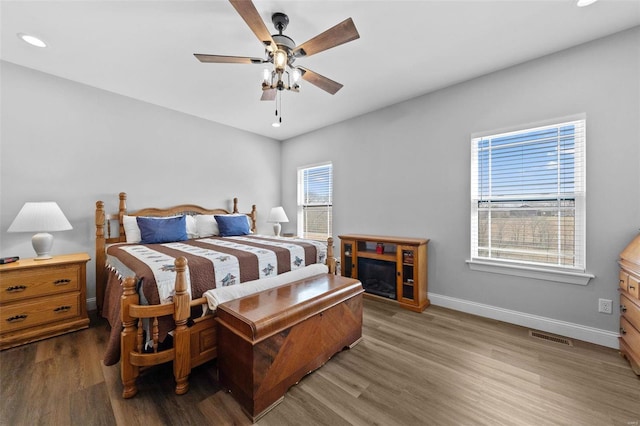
[620,317,640,355]
[628,274,640,299]
[0,292,80,334]
[620,293,640,332]
[619,270,629,292]
[0,264,80,303]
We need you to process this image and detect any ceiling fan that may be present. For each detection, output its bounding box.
[194,0,360,101]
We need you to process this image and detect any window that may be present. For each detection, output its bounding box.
[297,162,332,240]
[470,118,587,279]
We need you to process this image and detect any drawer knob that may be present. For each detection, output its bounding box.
[54,279,71,285]
[6,314,28,323]
[620,304,627,313]
[620,327,627,335]
[53,306,72,313]
[5,285,27,292]
[630,285,636,290]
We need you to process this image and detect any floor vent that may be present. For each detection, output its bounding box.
[529,330,573,346]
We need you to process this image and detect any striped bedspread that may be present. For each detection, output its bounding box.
[106,235,327,305]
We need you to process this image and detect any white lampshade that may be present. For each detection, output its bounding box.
[7,202,73,260]
[267,206,289,224]
[267,206,289,237]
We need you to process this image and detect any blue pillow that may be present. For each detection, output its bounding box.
[215,215,250,237]
[137,216,188,244]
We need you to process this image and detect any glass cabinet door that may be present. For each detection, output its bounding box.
[341,240,355,278]
[397,246,416,303]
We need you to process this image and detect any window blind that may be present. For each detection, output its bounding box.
[471,119,586,270]
[297,162,333,240]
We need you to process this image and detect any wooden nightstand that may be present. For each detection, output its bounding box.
[0,253,90,350]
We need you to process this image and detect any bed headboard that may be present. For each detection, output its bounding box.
[94,192,257,314]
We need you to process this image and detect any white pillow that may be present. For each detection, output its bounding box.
[185,215,198,239]
[123,215,142,243]
[195,214,219,237]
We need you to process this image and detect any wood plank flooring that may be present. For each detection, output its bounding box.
[1,298,639,425]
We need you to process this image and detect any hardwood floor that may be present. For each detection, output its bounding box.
[1,298,639,425]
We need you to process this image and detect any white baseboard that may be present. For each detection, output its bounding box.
[428,292,619,349]
[87,297,96,312]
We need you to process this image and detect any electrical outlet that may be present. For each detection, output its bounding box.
[598,298,613,314]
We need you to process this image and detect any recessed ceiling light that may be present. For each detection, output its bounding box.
[576,0,598,7]
[17,33,47,48]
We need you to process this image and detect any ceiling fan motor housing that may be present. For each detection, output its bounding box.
[272,34,296,63]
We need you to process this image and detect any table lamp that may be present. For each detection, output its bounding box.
[7,202,73,260]
[267,206,289,237]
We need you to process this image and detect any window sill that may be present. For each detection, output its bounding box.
[466,259,594,285]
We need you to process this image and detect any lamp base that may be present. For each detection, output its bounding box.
[273,223,282,237]
[32,232,54,260]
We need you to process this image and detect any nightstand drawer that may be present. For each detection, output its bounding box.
[0,264,80,303]
[0,292,80,334]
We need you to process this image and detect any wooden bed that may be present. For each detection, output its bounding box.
[95,193,335,398]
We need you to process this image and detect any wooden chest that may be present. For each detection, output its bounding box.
[216,274,363,422]
[619,234,640,375]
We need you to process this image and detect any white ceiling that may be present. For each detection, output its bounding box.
[2,1,639,141]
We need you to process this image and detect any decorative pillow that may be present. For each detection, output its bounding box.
[185,215,198,239]
[195,214,219,238]
[123,215,142,243]
[137,215,188,244]
[224,213,253,233]
[215,214,250,237]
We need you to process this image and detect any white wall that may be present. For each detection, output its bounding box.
[0,61,281,308]
[281,27,640,347]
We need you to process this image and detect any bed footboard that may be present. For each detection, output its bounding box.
[120,257,217,398]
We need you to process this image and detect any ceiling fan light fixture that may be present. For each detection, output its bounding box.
[263,68,271,83]
[292,68,302,82]
[17,33,47,48]
[273,49,287,71]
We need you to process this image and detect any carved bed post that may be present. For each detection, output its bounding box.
[172,257,191,395]
[327,237,336,274]
[232,197,239,214]
[121,276,140,398]
[118,192,127,241]
[249,204,257,233]
[95,201,106,315]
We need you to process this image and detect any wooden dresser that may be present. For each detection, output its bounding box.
[0,253,90,350]
[618,234,640,375]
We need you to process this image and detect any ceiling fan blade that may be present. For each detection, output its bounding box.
[293,18,360,58]
[229,0,276,52]
[194,54,265,64]
[261,88,277,101]
[298,67,343,95]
